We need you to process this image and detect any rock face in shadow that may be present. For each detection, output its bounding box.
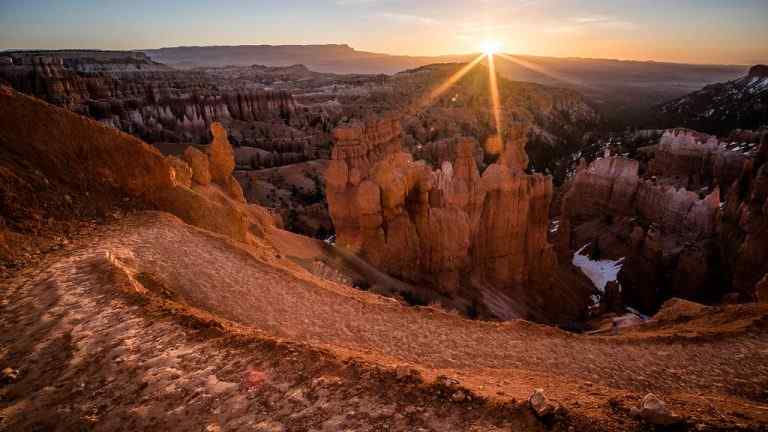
[0,85,274,245]
[720,135,768,299]
[559,130,768,312]
[657,66,768,135]
[560,154,721,311]
[326,115,591,322]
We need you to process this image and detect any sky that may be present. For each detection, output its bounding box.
[1,0,767,65]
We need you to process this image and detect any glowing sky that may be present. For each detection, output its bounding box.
[1,0,766,64]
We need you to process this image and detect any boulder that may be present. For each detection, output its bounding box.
[631,393,683,426]
[528,388,557,417]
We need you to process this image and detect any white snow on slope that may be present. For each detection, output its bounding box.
[572,244,624,292]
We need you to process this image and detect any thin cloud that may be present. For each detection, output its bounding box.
[570,15,612,24]
[568,15,636,30]
[335,0,379,4]
[376,12,439,26]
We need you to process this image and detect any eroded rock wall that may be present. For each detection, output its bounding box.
[720,136,768,297]
[0,54,297,146]
[648,129,749,194]
[560,130,766,312]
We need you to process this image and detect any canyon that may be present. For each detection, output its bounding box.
[2,83,768,432]
[1,47,768,431]
[0,51,600,238]
[2,50,765,320]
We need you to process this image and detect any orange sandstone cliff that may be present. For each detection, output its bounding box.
[326,115,591,322]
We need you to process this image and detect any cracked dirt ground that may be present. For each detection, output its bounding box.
[1,212,767,431]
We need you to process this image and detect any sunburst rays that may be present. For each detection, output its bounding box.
[411,50,506,154]
[486,52,504,155]
[411,53,486,113]
[411,45,580,158]
[495,53,587,88]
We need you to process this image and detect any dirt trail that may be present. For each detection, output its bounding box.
[2,212,767,431]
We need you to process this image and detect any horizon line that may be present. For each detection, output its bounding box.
[0,44,761,68]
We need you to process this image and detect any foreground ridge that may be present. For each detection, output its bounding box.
[2,211,768,431]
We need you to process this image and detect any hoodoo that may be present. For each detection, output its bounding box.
[326,115,592,321]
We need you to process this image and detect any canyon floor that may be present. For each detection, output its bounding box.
[2,211,767,431]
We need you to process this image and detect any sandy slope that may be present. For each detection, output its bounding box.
[2,211,767,431]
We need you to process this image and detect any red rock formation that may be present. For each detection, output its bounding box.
[207,123,236,185]
[471,150,555,290]
[562,157,641,223]
[326,115,591,322]
[559,130,764,311]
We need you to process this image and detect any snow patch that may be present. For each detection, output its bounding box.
[549,219,560,234]
[572,244,624,292]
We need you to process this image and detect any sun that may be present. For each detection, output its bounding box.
[480,40,502,56]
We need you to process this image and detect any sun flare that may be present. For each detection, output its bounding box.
[480,40,502,56]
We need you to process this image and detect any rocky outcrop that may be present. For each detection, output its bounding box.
[560,154,724,311]
[562,155,720,236]
[0,85,273,245]
[648,129,749,193]
[631,394,683,426]
[325,115,407,248]
[562,157,641,223]
[560,130,767,312]
[410,136,485,170]
[326,115,591,322]
[166,156,193,187]
[471,161,556,291]
[207,123,236,184]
